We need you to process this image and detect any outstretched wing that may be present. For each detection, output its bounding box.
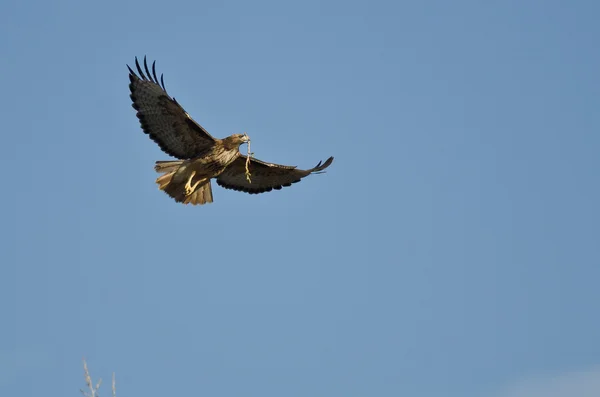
[216,156,334,194]
[128,56,216,159]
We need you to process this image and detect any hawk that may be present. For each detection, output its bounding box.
[128,57,334,205]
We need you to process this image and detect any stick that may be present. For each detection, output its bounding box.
[245,138,254,184]
[81,359,101,397]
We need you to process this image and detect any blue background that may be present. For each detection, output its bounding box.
[1,0,599,396]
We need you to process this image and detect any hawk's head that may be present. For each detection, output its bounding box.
[222,133,251,150]
[237,133,250,144]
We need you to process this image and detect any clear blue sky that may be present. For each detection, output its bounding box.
[1,0,599,396]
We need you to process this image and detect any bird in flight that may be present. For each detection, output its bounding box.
[128,56,334,205]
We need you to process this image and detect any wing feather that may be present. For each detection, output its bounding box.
[128,56,216,159]
[216,156,334,194]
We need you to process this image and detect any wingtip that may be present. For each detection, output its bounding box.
[310,156,333,173]
[144,56,153,82]
[135,56,147,80]
[152,60,159,84]
[314,156,334,172]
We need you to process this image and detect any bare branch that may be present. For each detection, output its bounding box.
[245,137,254,184]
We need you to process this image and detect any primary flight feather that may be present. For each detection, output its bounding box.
[128,56,334,205]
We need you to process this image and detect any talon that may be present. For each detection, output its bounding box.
[185,171,197,196]
[187,180,202,195]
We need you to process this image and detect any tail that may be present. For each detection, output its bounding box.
[154,161,214,205]
[155,160,184,173]
[183,182,213,205]
[154,161,184,191]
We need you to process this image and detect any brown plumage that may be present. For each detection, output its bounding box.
[128,56,334,205]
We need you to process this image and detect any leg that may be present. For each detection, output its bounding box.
[184,171,197,196]
[189,179,203,193]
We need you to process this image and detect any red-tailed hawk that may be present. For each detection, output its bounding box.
[128,57,334,205]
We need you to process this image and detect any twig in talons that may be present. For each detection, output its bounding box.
[245,139,254,184]
[81,359,101,397]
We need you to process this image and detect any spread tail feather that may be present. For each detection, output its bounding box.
[155,160,184,173]
[156,172,174,190]
[162,179,212,205]
[154,160,214,205]
[183,182,213,205]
